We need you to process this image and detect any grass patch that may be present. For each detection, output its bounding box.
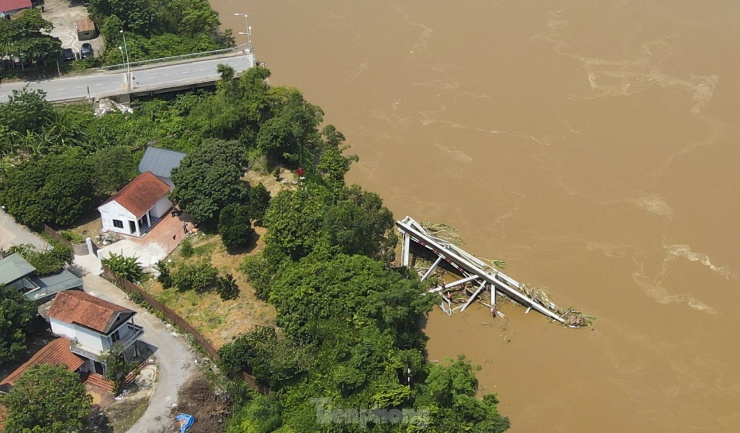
[192,239,217,256]
[104,396,149,433]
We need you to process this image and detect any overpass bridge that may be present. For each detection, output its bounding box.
[0,48,256,104]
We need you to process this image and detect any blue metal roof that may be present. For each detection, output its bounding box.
[138,147,186,179]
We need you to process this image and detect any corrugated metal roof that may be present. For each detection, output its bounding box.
[0,253,36,286]
[138,147,186,179]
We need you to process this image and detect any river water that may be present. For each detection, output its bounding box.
[214,1,740,431]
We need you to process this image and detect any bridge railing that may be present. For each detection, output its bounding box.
[101,43,251,71]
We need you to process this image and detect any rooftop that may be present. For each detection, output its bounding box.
[0,253,36,286]
[100,171,171,218]
[138,147,186,180]
[0,338,85,388]
[49,290,135,334]
[75,19,96,32]
[0,0,32,13]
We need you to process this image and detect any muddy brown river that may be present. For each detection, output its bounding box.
[214,1,740,431]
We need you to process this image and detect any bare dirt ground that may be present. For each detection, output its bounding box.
[42,0,104,57]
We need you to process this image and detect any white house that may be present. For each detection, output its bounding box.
[97,171,172,237]
[48,290,143,374]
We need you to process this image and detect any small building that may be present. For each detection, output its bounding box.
[75,19,98,41]
[48,290,143,374]
[0,253,83,303]
[97,171,172,237]
[137,146,186,188]
[0,0,32,19]
[0,338,86,394]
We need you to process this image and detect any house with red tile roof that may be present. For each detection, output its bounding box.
[0,338,85,393]
[48,290,143,375]
[97,171,172,237]
[0,0,32,19]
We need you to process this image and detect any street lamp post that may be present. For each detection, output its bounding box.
[234,13,253,53]
[119,29,131,90]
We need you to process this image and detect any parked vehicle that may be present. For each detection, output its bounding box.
[62,48,75,61]
[81,43,93,59]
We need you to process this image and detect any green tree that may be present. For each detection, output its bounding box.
[100,344,132,395]
[0,88,53,135]
[190,66,272,141]
[218,203,253,250]
[216,273,240,301]
[155,260,173,289]
[0,285,37,363]
[87,146,138,197]
[0,10,61,71]
[102,252,143,282]
[248,182,271,224]
[8,238,74,276]
[261,185,331,262]
[418,355,510,432]
[256,88,324,166]
[2,364,93,433]
[1,150,94,228]
[170,139,249,223]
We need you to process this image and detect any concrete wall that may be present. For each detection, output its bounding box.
[151,195,172,219]
[98,200,136,236]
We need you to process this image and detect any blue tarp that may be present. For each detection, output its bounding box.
[176,414,195,433]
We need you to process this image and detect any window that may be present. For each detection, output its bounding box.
[111,330,120,343]
[113,219,123,229]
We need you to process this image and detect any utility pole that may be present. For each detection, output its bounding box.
[234,13,254,54]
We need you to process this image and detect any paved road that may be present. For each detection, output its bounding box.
[0,52,255,103]
[0,210,45,250]
[82,274,197,433]
[0,209,197,433]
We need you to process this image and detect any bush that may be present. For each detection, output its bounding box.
[218,203,253,250]
[155,260,173,289]
[248,183,271,224]
[216,273,239,301]
[8,239,73,276]
[102,252,143,282]
[180,238,194,258]
[172,260,218,293]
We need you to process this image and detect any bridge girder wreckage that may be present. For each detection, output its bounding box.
[396,216,591,328]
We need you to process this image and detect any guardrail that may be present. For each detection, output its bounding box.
[101,43,251,71]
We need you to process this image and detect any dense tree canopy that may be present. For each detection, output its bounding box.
[0,9,62,72]
[1,149,94,228]
[170,139,250,223]
[0,285,37,363]
[218,203,253,250]
[2,364,93,432]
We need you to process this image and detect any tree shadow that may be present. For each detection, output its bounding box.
[224,230,261,255]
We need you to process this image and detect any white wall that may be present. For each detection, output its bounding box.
[98,201,137,236]
[150,195,172,219]
[50,318,107,353]
[50,318,76,340]
[74,325,108,352]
